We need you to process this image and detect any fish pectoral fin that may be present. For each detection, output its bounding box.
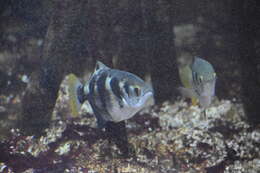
[178,87,197,99]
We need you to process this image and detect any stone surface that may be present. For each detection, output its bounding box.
[0,76,259,172]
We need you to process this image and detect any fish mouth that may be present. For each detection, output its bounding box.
[133,91,154,108]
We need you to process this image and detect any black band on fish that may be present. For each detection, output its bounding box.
[97,72,108,111]
[88,74,110,124]
[89,75,97,94]
[77,85,87,104]
[110,77,125,108]
[123,82,130,96]
[110,77,123,101]
[192,72,197,85]
[88,75,98,105]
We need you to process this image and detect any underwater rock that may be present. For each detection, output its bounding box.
[37,89,260,172]
[156,99,233,130]
[55,140,83,156]
[26,121,67,157]
[224,159,260,173]
[129,128,226,171]
[1,75,259,172]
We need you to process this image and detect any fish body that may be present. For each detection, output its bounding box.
[68,61,154,128]
[178,57,216,108]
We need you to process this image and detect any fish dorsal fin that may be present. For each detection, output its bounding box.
[189,56,199,69]
[95,61,110,72]
[191,56,197,65]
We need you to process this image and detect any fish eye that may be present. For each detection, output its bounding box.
[134,87,140,96]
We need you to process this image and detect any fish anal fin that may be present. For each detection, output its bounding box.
[96,114,107,129]
[178,87,197,99]
[91,106,107,129]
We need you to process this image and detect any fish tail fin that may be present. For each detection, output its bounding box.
[67,74,84,118]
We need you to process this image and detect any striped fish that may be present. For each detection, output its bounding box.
[178,57,216,108]
[69,61,154,128]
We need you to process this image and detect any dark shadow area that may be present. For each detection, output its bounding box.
[105,121,131,157]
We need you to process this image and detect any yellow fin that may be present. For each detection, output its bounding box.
[191,97,198,106]
[178,65,193,89]
[67,74,83,118]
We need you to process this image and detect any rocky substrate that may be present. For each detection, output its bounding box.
[0,76,259,173]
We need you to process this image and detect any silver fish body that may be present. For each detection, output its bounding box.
[79,61,154,128]
[191,57,216,108]
[179,57,216,108]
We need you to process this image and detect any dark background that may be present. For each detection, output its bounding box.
[0,0,260,135]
